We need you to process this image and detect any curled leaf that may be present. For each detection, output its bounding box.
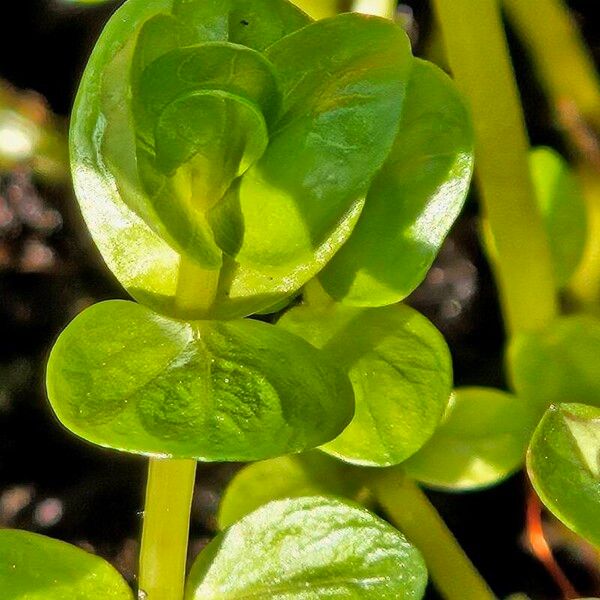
[528,403,600,547]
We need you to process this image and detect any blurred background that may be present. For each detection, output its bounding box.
[0,1,599,598]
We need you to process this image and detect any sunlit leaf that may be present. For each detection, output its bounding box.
[0,529,132,599]
[186,496,428,599]
[46,300,353,460]
[218,452,368,529]
[278,301,452,466]
[528,403,600,547]
[319,59,474,306]
[404,387,537,490]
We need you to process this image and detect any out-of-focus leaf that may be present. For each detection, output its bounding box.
[218,452,368,529]
[509,315,600,411]
[404,387,537,490]
[0,529,133,599]
[278,302,452,466]
[530,147,587,287]
[186,496,428,599]
[528,403,600,547]
[46,300,353,460]
[319,59,474,306]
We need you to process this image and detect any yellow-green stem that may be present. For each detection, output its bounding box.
[433,0,558,336]
[139,257,219,600]
[372,470,496,600]
[139,459,197,600]
[352,0,396,19]
[503,0,600,134]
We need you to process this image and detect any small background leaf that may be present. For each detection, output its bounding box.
[527,403,600,547]
[217,452,368,529]
[404,387,537,490]
[46,301,353,461]
[530,147,587,287]
[509,315,600,411]
[278,301,452,466]
[0,529,133,599]
[186,496,427,600]
[318,58,474,306]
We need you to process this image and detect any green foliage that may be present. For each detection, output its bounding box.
[404,387,537,490]
[217,452,368,529]
[527,403,600,547]
[509,315,600,411]
[278,301,452,466]
[0,530,132,599]
[530,147,587,287]
[186,496,428,599]
[319,59,474,306]
[47,300,353,461]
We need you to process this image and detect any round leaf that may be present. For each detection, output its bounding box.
[404,387,537,490]
[278,302,452,466]
[527,403,600,547]
[186,496,428,599]
[0,529,132,599]
[218,452,368,529]
[46,300,354,461]
[530,147,587,287]
[319,58,474,306]
[509,315,600,412]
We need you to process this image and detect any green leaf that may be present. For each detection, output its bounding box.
[70,0,311,320]
[509,315,600,411]
[404,387,537,490]
[46,300,353,461]
[218,452,368,529]
[530,147,587,287]
[0,529,132,599]
[210,14,411,272]
[186,496,428,599]
[278,302,452,466]
[319,58,474,306]
[291,0,340,19]
[527,403,600,547]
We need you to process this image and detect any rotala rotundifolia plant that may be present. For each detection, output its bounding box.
[0,1,479,599]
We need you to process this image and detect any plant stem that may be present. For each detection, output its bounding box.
[139,256,219,600]
[372,470,496,600]
[139,459,197,600]
[433,0,558,336]
[352,0,396,20]
[502,0,600,136]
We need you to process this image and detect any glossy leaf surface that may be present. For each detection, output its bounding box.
[278,302,452,466]
[70,0,416,320]
[528,403,600,547]
[319,59,474,306]
[46,301,353,460]
[218,452,367,529]
[186,496,427,599]
[530,147,587,287]
[0,529,132,599]
[509,315,600,411]
[404,387,536,490]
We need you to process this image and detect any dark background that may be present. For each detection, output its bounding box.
[1,1,599,598]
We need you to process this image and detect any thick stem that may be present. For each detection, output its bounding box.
[139,256,219,599]
[433,0,558,336]
[138,459,197,600]
[372,470,496,600]
[503,0,600,135]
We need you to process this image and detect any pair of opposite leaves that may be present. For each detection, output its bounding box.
[0,497,427,599]
[72,0,474,320]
